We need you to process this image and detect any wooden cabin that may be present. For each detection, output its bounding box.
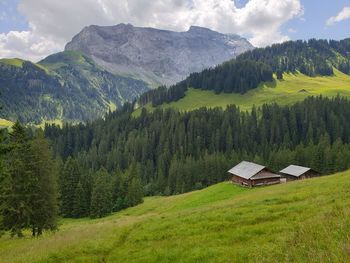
[279,165,320,181]
[228,161,280,187]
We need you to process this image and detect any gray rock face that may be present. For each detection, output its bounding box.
[65,24,253,86]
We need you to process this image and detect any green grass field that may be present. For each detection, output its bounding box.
[1,170,350,262]
[134,69,350,116]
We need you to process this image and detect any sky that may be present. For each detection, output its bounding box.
[0,0,350,62]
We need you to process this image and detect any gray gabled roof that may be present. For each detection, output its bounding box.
[228,161,265,180]
[279,165,311,177]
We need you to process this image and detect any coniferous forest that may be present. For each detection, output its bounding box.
[43,96,350,206]
[0,122,144,236]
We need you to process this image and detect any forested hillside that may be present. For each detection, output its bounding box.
[0,52,149,124]
[45,96,350,201]
[138,39,350,107]
[237,38,350,76]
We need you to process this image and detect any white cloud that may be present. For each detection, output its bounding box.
[0,0,303,61]
[326,6,350,26]
[0,31,62,61]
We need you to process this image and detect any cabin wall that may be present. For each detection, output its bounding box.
[231,175,252,187]
[251,177,281,186]
[300,171,320,179]
[281,171,321,181]
[281,174,297,182]
[231,171,281,187]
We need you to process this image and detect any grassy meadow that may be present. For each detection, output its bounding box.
[1,170,350,262]
[134,69,350,116]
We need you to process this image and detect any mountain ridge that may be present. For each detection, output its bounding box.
[65,23,253,86]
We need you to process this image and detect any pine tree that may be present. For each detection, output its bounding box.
[59,157,81,217]
[0,126,59,237]
[126,177,144,206]
[125,163,144,206]
[225,126,233,152]
[72,181,87,218]
[29,131,58,236]
[1,122,35,237]
[0,148,10,236]
[90,168,113,218]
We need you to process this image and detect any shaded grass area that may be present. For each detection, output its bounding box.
[0,58,24,68]
[0,118,14,129]
[134,69,350,116]
[1,170,350,262]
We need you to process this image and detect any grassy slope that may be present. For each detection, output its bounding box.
[38,51,87,71]
[0,58,24,68]
[0,118,14,129]
[134,69,350,116]
[0,58,48,73]
[1,170,350,262]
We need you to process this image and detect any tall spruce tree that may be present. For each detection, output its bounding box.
[90,168,113,218]
[29,131,58,236]
[0,129,10,236]
[0,124,58,237]
[59,157,81,217]
[72,181,86,218]
[0,122,35,237]
[125,164,143,206]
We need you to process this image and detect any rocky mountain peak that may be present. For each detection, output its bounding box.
[65,24,253,86]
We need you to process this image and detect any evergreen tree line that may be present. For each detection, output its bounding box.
[45,96,350,196]
[138,84,187,107]
[138,59,273,106]
[59,158,143,218]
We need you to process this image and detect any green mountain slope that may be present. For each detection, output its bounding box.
[135,68,350,114]
[136,39,350,112]
[1,170,350,262]
[0,51,149,124]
